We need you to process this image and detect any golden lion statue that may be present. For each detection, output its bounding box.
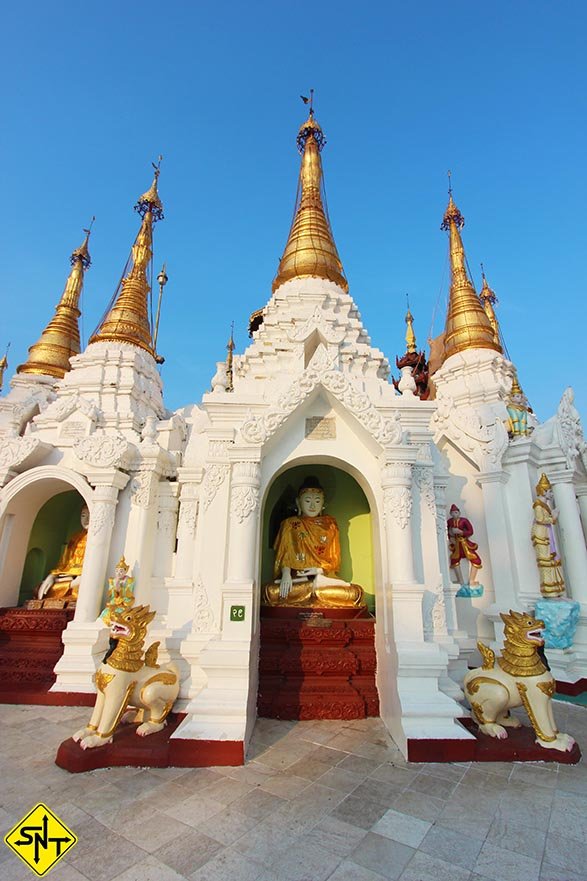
[73,602,180,750]
[463,609,574,752]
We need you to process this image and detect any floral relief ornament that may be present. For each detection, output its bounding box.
[384,486,413,529]
[202,463,230,510]
[74,434,133,469]
[432,393,508,472]
[193,577,216,632]
[232,485,260,523]
[240,355,403,447]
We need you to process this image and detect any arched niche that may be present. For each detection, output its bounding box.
[18,491,86,604]
[261,462,375,613]
[0,467,92,607]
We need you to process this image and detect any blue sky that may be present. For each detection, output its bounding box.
[2,1,586,419]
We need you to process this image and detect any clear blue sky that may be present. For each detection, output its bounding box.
[2,1,586,420]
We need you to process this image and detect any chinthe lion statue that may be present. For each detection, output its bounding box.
[463,609,574,752]
[73,602,180,750]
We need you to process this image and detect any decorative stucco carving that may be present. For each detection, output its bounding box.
[287,306,347,344]
[193,577,216,632]
[413,466,435,515]
[178,499,198,535]
[202,463,230,510]
[88,502,116,539]
[424,584,448,637]
[74,434,133,470]
[432,392,508,472]
[38,393,101,425]
[232,485,260,523]
[130,471,157,508]
[0,437,46,471]
[240,353,403,448]
[383,486,413,529]
[556,387,587,471]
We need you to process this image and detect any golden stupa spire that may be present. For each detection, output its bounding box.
[478,263,501,348]
[272,93,347,293]
[226,322,235,392]
[90,159,164,355]
[17,224,93,379]
[0,343,10,391]
[440,174,501,362]
[405,298,417,354]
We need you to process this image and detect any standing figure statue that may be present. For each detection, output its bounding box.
[532,473,565,597]
[37,505,90,603]
[100,556,136,624]
[448,503,483,596]
[506,374,532,439]
[263,476,364,608]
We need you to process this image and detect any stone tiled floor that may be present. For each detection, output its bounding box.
[1,702,586,881]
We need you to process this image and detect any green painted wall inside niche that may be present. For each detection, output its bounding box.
[18,491,86,604]
[261,465,375,613]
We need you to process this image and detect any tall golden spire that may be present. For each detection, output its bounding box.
[17,226,93,379]
[90,161,164,355]
[478,264,501,348]
[440,180,501,362]
[272,97,347,293]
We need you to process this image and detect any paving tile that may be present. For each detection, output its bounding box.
[487,813,547,859]
[327,861,389,880]
[330,794,389,830]
[399,851,472,881]
[232,821,299,868]
[304,815,368,857]
[259,772,311,798]
[350,832,415,880]
[154,829,223,875]
[67,837,149,881]
[352,777,403,807]
[189,848,265,881]
[436,804,495,839]
[270,839,342,881]
[198,804,260,846]
[419,824,484,869]
[337,754,382,777]
[285,757,334,780]
[372,808,431,847]
[228,788,287,820]
[163,793,226,827]
[543,831,587,875]
[315,766,364,794]
[121,812,194,853]
[197,777,255,805]
[110,854,190,881]
[392,789,446,821]
[474,839,541,881]
[408,771,458,799]
[539,863,586,881]
[369,764,419,788]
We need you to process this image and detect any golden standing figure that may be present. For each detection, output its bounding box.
[263,477,364,608]
[531,474,565,597]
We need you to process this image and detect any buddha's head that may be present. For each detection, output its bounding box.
[297,477,325,518]
[80,505,90,530]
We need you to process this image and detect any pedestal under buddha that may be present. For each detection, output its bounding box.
[36,505,90,603]
[262,477,365,608]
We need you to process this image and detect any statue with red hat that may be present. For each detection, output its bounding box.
[447,503,483,597]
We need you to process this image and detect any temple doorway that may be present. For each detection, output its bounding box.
[257,463,379,720]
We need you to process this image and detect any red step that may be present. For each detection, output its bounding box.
[0,607,73,701]
[258,608,379,721]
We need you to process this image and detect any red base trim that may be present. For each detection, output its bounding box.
[556,678,587,696]
[0,688,95,706]
[407,718,581,764]
[55,714,244,773]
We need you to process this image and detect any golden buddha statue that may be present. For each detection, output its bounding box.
[36,505,89,603]
[263,477,365,608]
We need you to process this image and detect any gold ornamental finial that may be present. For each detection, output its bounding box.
[440,180,501,363]
[90,160,164,355]
[272,94,348,293]
[226,322,235,392]
[0,342,10,392]
[536,473,552,497]
[17,225,93,379]
[478,263,501,348]
[405,296,417,354]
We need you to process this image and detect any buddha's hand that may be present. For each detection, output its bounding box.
[279,567,293,598]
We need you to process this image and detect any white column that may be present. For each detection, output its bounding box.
[153,487,179,579]
[128,471,159,604]
[502,448,541,605]
[575,484,587,546]
[551,471,587,607]
[226,461,261,584]
[476,471,516,606]
[75,475,128,623]
[174,487,200,582]
[433,475,463,637]
[382,463,416,585]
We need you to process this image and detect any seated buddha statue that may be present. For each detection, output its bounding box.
[36,505,90,602]
[263,477,365,608]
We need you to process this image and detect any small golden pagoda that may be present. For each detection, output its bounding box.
[90,163,164,355]
[17,230,92,379]
[478,264,502,349]
[440,188,501,363]
[272,103,347,293]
